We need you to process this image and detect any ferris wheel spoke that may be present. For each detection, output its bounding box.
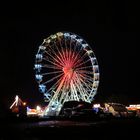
[53,41,66,65]
[75,58,91,69]
[75,75,90,102]
[47,43,65,66]
[81,74,94,83]
[43,64,62,70]
[73,78,87,102]
[69,87,74,100]
[73,74,83,93]
[76,65,93,70]
[65,37,72,63]
[72,40,85,59]
[72,52,83,67]
[49,75,67,103]
[70,43,82,63]
[44,49,63,66]
[62,91,70,103]
[71,80,80,101]
[68,49,72,64]
[73,51,88,67]
[66,45,71,62]
[77,74,93,91]
[77,72,94,83]
[77,70,94,75]
[70,38,78,60]
[80,77,93,88]
[64,37,69,62]
[59,80,73,103]
[42,73,64,85]
[42,70,63,76]
[44,50,64,67]
[47,76,64,93]
[69,35,74,51]
[43,57,63,69]
[66,40,76,63]
[82,76,94,85]
[78,81,92,94]
[57,37,67,63]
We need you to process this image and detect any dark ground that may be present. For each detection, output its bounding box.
[1,116,140,140]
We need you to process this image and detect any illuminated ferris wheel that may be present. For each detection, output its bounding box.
[34,32,99,116]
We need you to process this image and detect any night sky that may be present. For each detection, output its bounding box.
[0,1,138,110]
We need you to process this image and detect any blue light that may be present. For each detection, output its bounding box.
[82,44,88,48]
[34,64,42,72]
[76,39,83,43]
[35,74,43,82]
[39,84,46,93]
[36,54,43,61]
[39,46,46,50]
[64,33,70,37]
[71,35,77,39]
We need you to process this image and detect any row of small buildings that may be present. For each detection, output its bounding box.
[9,95,140,118]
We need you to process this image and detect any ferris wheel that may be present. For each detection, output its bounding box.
[34,32,99,116]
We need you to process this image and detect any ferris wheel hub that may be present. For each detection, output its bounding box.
[63,66,73,78]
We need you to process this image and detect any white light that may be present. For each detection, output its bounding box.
[39,46,46,50]
[15,95,19,106]
[87,50,93,55]
[64,33,70,37]
[51,35,57,39]
[35,74,43,81]
[57,32,63,36]
[15,95,19,102]
[129,104,140,108]
[36,54,43,60]
[82,44,88,48]
[71,35,77,39]
[36,105,41,111]
[76,39,83,43]
[35,64,42,69]
[93,104,100,108]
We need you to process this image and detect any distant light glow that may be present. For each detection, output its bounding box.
[23,102,26,106]
[127,104,140,110]
[36,105,41,111]
[93,104,100,108]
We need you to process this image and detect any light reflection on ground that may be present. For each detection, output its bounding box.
[1,118,140,140]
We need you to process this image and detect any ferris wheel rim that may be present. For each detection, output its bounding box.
[35,32,100,104]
